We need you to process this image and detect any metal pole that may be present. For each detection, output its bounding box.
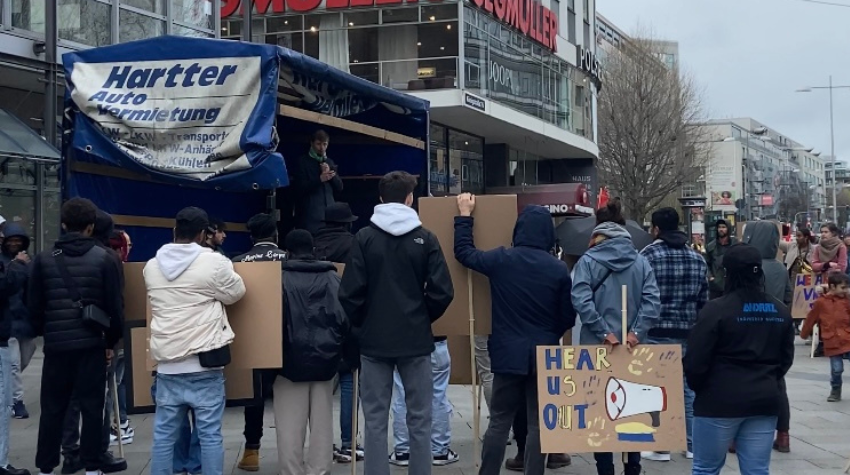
[744,132,750,221]
[242,0,252,42]
[830,75,838,222]
[44,0,58,149]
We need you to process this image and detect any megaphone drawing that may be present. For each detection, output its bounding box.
[605,377,668,428]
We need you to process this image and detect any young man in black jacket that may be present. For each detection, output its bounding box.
[232,213,286,472]
[292,130,343,235]
[339,171,454,475]
[0,228,32,475]
[28,198,124,475]
[274,230,348,475]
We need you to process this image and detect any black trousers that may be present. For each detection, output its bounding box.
[37,348,107,473]
[513,396,528,453]
[778,377,790,432]
[479,373,545,475]
[243,370,276,448]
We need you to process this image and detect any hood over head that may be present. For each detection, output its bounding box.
[55,233,98,257]
[585,222,638,272]
[716,219,729,230]
[1,223,30,256]
[155,242,208,281]
[657,230,688,248]
[93,210,115,246]
[370,203,422,237]
[512,206,555,251]
[743,220,780,260]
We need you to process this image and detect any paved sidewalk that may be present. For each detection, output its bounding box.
[9,339,850,475]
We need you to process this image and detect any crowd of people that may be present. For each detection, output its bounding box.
[0,132,842,475]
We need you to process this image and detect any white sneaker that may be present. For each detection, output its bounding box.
[685,450,694,459]
[641,452,672,462]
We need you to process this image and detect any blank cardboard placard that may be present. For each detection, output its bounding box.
[419,195,517,336]
[448,336,474,385]
[130,326,154,408]
[224,367,255,400]
[536,344,686,453]
[123,263,147,323]
[229,261,283,369]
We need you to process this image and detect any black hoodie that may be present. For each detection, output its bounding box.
[1,223,34,340]
[685,289,794,418]
[27,233,124,354]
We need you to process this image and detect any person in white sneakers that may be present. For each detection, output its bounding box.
[145,207,246,475]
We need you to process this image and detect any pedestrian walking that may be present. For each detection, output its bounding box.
[571,200,661,475]
[339,171,454,475]
[813,223,847,275]
[686,244,794,475]
[784,229,815,281]
[454,194,576,475]
[706,219,736,299]
[801,272,850,403]
[639,208,708,462]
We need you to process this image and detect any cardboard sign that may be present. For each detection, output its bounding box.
[419,195,518,336]
[536,344,686,453]
[123,263,148,323]
[792,273,822,319]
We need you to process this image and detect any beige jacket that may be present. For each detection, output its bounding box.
[144,243,246,363]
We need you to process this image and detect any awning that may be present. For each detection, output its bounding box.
[0,108,60,161]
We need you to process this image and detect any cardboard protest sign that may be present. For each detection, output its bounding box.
[419,195,518,336]
[792,273,822,320]
[536,344,686,453]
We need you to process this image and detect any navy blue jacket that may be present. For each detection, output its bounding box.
[454,205,576,375]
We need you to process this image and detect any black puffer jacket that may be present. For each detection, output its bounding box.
[27,233,124,354]
[280,258,348,383]
[0,223,34,339]
[0,258,28,346]
[313,226,354,264]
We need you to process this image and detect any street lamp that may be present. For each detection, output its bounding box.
[796,75,850,222]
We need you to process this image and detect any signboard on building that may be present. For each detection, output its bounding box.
[469,0,559,52]
[578,47,602,84]
[464,93,487,112]
[536,345,687,453]
[221,0,431,16]
[707,152,741,213]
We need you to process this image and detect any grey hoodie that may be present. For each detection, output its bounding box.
[743,221,793,305]
[571,222,662,344]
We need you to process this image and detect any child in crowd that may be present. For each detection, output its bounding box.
[801,272,850,402]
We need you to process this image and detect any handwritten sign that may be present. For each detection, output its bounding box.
[536,345,686,453]
[791,273,822,319]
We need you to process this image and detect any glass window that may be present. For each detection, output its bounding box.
[12,0,45,33]
[429,123,448,194]
[350,63,379,83]
[222,19,241,37]
[348,27,379,63]
[58,0,111,46]
[41,190,61,252]
[266,15,303,33]
[175,24,212,38]
[120,8,165,43]
[418,22,458,58]
[551,0,560,22]
[0,189,36,241]
[345,10,378,27]
[567,10,576,44]
[583,19,589,46]
[270,32,304,51]
[121,0,166,15]
[44,163,61,188]
[422,3,457,21]
[448,130,483,194]
[0,159,36,186]
[381,7,418,24]
[568,0,575,10]
[582,0,589,21]
[172,0,212,30]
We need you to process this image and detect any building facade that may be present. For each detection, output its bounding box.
[220,0,601,198]
[699,118,826,222]
[825,159,850,189]
[0,0,220,251]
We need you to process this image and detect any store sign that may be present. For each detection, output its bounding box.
[464,93,486,112]
[578,47,601,82]
[469,0,558,52]
[489,61,518,94]
[221,0,433,16]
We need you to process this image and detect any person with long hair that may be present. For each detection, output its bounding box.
[812,223,847,275]
[571,201,661,475]
[784,228,816,281]
[686,244,795,475]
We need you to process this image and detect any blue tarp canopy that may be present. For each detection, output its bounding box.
[61,36,429,259]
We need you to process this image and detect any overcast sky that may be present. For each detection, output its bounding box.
[597,0,850,162]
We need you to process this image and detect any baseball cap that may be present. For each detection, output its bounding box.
[723,244,762,275]
[175,207,209,235]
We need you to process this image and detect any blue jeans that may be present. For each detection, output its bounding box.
[0,347,11,468]
[391,340,451,456]
[648,336,694,452]
[829,352,850,388]
[339,370,360,449]
[150,372,223,475]
[692,416,777,475]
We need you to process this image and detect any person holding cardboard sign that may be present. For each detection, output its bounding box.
[145,207,246,475]
[453,194,576,475]
[339,171,454,475]
[570,201,661,475]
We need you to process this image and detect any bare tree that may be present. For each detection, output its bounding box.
[597,33,709,222]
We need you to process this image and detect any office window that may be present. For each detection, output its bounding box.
[567,9,575,44]
[583,0,589,22]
